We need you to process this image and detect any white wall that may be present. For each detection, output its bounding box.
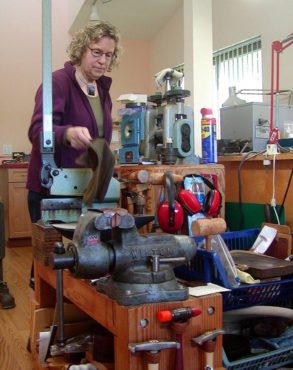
[150,5,184,81]
[0,0,84,156]
[110,39,152,120]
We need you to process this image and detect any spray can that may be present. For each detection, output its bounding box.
[201,108,217,163]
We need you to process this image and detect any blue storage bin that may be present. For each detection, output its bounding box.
[222,228,260,250]
[175,228,293,370]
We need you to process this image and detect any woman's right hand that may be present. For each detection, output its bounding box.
[65,126,92,149]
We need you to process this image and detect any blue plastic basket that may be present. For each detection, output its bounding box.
[222,345,293,370]
[222,229,260,250]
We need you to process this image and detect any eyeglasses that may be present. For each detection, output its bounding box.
[88,47,114,61]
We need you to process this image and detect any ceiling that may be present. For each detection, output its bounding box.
[69,0,182,40]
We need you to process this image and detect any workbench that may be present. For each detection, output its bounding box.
[32,260,223,370]
[218,153,293,229]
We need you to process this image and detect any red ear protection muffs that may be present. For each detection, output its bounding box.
[177,189,202,215]
[177,174,222,217]
[204,186,222,216]
[157,171,184,233]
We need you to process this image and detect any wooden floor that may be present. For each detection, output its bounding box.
[0,245,33,370]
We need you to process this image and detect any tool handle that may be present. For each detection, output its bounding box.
[148,364,159,370]
[204,351,214,370]
[175,333,184,370]
[128,170,150,183]
[148,172,183,185]
[191,218,226,237]
[142,351,160,370]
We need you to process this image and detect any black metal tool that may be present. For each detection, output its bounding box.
[49,209,197,306]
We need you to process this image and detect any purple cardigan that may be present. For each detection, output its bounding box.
[27,61,113,193]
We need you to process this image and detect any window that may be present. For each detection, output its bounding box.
[173,36,262,122]
[213,36,262,119]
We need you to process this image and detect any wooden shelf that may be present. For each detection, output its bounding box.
[0,168,31,244]
[218,153,293,162]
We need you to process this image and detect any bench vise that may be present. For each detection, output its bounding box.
[49,209,197,305]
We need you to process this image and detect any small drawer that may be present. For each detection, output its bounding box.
[8,169,28,183]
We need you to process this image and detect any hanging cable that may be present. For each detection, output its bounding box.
[278,167,293,219]
[271,154,280,225]
[237,150,266,229]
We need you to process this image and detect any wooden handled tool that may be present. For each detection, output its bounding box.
[191,218,226,251]
[191,329,224,370]
[126,171,184,185]
[157,307,202,370]
[128,170,150,183]
[129,340,180,370]
[147,172,183,185]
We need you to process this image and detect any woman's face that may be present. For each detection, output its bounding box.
[79,36,116,81]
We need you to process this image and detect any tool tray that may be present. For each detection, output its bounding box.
[175,229,293,311]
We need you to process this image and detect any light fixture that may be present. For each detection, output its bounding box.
[90,0,99,22]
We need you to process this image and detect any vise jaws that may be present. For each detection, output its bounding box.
[49,209,197,305]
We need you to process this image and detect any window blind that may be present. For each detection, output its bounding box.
[213,36,262,112]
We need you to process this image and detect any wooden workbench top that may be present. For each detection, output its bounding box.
[218,153,293,162]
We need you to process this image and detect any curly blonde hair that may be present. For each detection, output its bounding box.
[67,21,122,71]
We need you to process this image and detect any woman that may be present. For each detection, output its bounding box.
[27,21,122,223]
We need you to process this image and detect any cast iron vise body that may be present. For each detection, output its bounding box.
[49,209,197,305]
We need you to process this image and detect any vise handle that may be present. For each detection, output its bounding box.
[151,255,186,272]
[129,339,180,353]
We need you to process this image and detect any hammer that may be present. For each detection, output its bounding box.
[191,329,224,370]
[129,340,180,370]
[191,218,226,251]
[157,307,202,370]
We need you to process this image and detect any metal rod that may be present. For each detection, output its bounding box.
[56,269,65,346]
[282,33,293,43]
[42,0,53,150]
[270,42,275,136]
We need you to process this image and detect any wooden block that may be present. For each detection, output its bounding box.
[30,307,55,358]
[32,222,62,265]
[262,222,292,259]
[86,352,114,370]
[46,356,70,369]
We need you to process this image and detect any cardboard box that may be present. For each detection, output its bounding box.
[31,303,104,368]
